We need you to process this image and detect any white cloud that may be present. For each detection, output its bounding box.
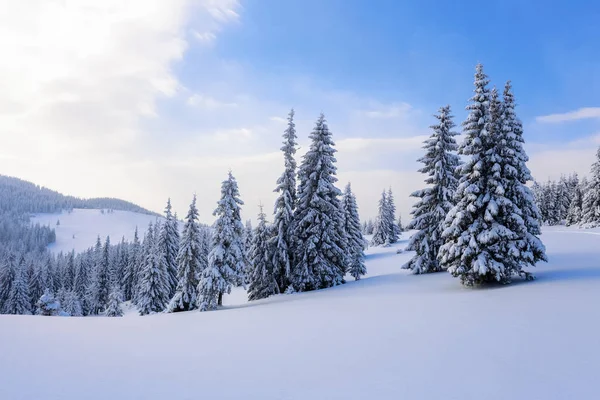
[187,94,238,109]
[192,31,217,45]
[358,102,413,119]
[536,107,600,123]
[0,0,241,215]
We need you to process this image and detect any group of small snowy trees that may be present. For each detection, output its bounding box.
[532,156,600,228]
[403,64,547,285]
[371,188,401,246]
[245,111,367,301]
[532,174,581,226]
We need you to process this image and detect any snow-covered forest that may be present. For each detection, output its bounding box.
[0,63,597,318]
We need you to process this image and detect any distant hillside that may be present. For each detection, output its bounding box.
[0,175,160,217]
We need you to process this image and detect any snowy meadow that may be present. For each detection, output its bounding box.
[1,228,599,399]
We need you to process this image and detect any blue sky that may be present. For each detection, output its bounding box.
[1,0,599,222]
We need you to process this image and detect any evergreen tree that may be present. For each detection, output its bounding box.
[62,251,76,291]
[342,183,367,280]
[566,182,584,226]
[5,262,32,315]
[0,254,16,312]
[582,147,600,226]
[105,286,124,317]
[86,236,110,314]
[269,108,298,293]
[62,290,83,317]
[28,262,46,311]
[138,222,170,315]
[122,227,140,301]
[371,190,390,246]
[243,220,254,283]
[199,172,246,310]
[440,65,543,285]
[291,113,346,291]
[397,215,404,233]
[36,289,61,316]
[167,195,206,312]
[501,80,546,265]
[386,188,400,243]
[403,105,460,274]
[247,205,279,301]
[161,199,179,297]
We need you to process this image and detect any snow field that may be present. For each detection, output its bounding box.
[1,228,599,399]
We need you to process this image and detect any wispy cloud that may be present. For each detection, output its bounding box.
[187,94,238,109]
[536,107,600,123]
[358,102,413,119]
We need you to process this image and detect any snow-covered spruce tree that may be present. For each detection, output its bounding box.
[73,254,89,304]
[160,198,179,297]
[500,80,546,264]
[582,147,600,227]
[268,108,298,293]
[137,222,170,315]
[36,289,61,316]
[5,262,32,315]
[247,205,279,301]
[86,236,110,314]
[566,182,584,226]
[371,190,390,246]
[105,286,124,317]
[291,113,346,291]
[122,227,140,301]
[167,195,206,312]
[62,251,76,291]
[439,65,543,285]
[0,254,16,312]
[62,290,83,317]
[28,262,45,311]
[198,172,246,310]
[243,220,254,283]
[397,215,404,233]
[386,188,400,243]
[342,183,367,280]
[403,105,460,274]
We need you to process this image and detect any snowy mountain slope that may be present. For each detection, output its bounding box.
[32,209,164,253]
[1,228,599,400]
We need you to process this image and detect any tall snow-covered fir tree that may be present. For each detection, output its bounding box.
[86,236,109,315]
[269,108,298,294]
[439,65,544,286]
[403,105,460,274]
[342,183,367,280]
[0,254,16,312]
[199,172,246,310]
[386,188,400,243]
[167,195,206,312]
[291,113,346,291]
[371,190,390,246]
[62,290,83,317]
[5,262,32,315]
[500,80,546,264]
[582,147,600,226]
[122,227,140,301]
[566,182,583,226]
[247,205,279,301]
[28,262,45,311]
[105,286,124,317]
[243,220,254,283]
[137,222,170,315]
[160,198,180,297]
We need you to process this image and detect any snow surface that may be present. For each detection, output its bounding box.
[1,227,600,399]
[32,209,163,253]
